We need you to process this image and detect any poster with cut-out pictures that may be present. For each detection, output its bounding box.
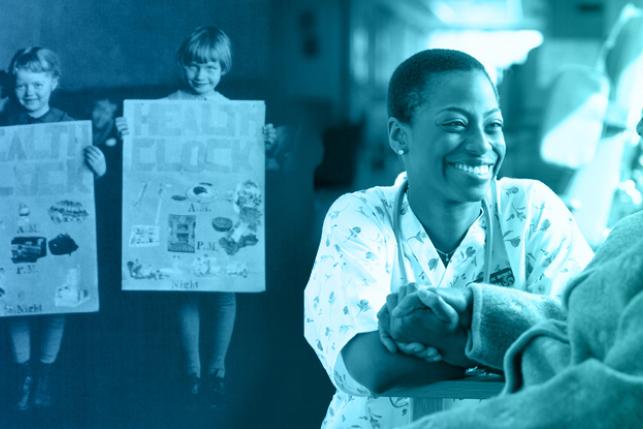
[122,100,266,292]
[0,121,99,317]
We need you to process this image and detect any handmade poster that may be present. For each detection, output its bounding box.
[0,121,99,317]
[122,100,266,292]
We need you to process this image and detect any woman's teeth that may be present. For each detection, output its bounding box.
[451,163,491,176]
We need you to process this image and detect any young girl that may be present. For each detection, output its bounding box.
[117,26,276,408]
[0,47,106,411]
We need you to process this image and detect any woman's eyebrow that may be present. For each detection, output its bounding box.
[484,108,502,116]
[436,107,501,116]
[436,107,468,115]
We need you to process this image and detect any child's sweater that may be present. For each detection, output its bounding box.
[0,104,73,125]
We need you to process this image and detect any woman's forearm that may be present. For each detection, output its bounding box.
[342,331,466,395]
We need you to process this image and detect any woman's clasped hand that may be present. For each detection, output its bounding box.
[378,285,475,367]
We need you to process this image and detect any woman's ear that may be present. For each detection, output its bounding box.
[387,117,409,156]
[51,76,59,92]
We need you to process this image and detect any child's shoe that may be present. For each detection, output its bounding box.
[32,362,53,409]
[182,373,201,407]
[15,361,33,411]
[201,373,225,408]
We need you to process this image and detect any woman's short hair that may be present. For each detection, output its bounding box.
[8,47,61,79]
[387,49,495,123]
[176,26,232,74]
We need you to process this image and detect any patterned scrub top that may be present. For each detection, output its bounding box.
[304,174,593,429]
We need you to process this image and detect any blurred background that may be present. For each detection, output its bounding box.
[0,0,642,428]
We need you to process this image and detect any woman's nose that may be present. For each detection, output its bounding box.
[465,126,492,154]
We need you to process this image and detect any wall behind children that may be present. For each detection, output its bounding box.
[0,0,271,90]
[0,0,353,122]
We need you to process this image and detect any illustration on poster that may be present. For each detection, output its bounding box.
[218,180,262,256]
[126,259,172,280]
[11,236,47,263]
[192,253,219,277]
[168,214,197,253]
[48,233,79,256]
[48,200,89,223]
[54,266,90,307]
[186,182,215,202]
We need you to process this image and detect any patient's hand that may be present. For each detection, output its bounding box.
[394,288,460,329]
[395,287,473,330]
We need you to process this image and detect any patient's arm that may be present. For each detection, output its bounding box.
[466,284,566,368]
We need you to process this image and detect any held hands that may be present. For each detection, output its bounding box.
[378,296,443,363]
[377,284,458,362]
[83,146,106,178]
[377,284,475,367]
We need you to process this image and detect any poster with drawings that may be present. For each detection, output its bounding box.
[122,99,266,292]
[0,121,99,317]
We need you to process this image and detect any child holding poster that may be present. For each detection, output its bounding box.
[117,26,276,408]
[0,47,106,411]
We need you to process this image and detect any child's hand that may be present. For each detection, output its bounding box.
[115,116,129,138]
[83,146,106,178]
[263,123,277,152]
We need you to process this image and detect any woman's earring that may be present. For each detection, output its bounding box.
[397,149,406,155]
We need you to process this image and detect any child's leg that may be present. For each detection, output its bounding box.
[177,293,201,377]
[202,292,236,377]
[39,315,66,364]
[7,316,32,364]
[33,315,65,409]
[7,316,34,410]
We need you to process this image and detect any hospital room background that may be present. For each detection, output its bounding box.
[0,0,641,428]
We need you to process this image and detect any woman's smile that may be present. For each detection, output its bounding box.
[446,161,495,181]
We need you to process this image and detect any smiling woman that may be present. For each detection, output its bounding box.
[304,49,594,429]
[390,68,505,251]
